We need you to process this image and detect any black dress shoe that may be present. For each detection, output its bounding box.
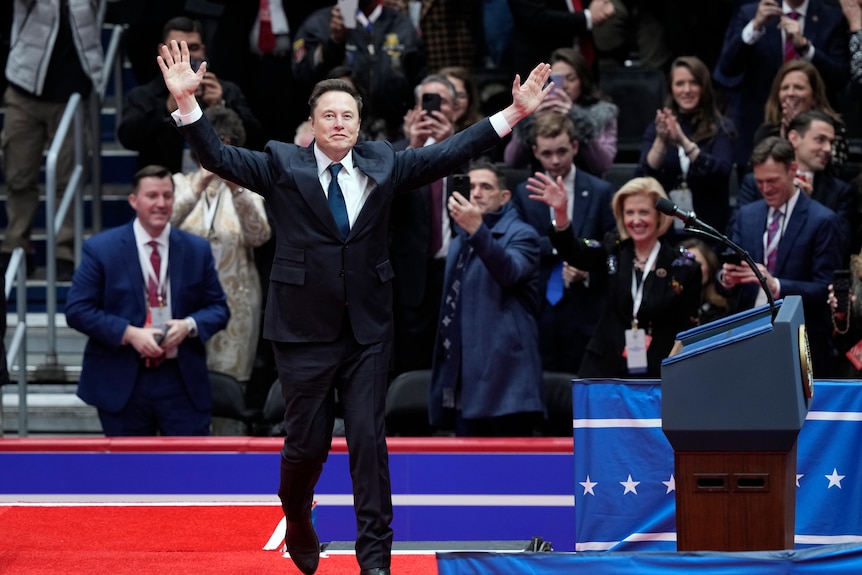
[359,569,391,575]
[286,519,320,575]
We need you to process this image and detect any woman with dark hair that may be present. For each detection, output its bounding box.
[753,59,848,171]
[438,66,483,132]
[504,47,618,175]
[678,237,730,325]
[636,55,735,238]
[528,175,701,378]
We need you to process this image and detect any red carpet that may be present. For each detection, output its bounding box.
[0,505,438,575]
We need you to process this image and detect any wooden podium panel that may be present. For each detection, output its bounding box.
[674,443,797,551]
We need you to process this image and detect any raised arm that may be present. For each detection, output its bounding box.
[501,63,554,129]
[157,40,207,115]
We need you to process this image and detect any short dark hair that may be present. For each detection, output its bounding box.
[308,79,363,117]
[205,106,246,147]
[787,109,835,138]
[468,160,507,190]
[132,165,173,194]
[750,136,795,168]
[161,16,203,43]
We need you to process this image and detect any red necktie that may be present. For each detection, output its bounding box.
[258,0,276,55]
[430,179,444,253]
[147,240,162,307]
[572,0,595,66]
[784,11,800,63]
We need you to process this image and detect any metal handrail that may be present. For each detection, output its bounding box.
[1,248,28,437]
[39,24,126,382]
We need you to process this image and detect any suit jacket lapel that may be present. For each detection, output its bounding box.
[775,193,808,276]
[168,229,185,316]
[571,171,591,237]
[121,223,147,319]
[350,148,388,237]
[294,145,342,237]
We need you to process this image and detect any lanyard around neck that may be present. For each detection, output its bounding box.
[631,242,661,326]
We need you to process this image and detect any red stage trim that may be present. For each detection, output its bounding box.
[0,436,574,454]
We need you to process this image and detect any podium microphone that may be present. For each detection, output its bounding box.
[655,197,716,234]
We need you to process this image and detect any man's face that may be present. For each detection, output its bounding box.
[129,176,174,236]
[469,168,510,214]
[164,30,205,62]
[753,158,797,208]
[533,133,577,180]
[789,120,834,173]
[416,81,456,123]
[309,90,361,161]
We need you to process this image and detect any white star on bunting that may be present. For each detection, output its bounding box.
[580,475,597,496]
[620,474,640,495]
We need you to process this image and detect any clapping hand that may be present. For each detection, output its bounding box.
[526,172,570,228]
[840,0,862,32]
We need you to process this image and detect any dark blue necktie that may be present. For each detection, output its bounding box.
[328,163,350,239]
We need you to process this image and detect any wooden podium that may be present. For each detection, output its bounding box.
[661,296,813,552]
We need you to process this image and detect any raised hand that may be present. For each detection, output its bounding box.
[526,171,570,228]
[157,40,207,113]
[753,0,783,30]
[504,63,553,127]
[840,0,862,32]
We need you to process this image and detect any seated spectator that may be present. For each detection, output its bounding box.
[292,0,427,141]
[529,175,701,378]
[65,165,230,436]
[118,16,262,174]
[505,47,618,176]
[678,238,731,325]
[737,110,856,259]
[636,55,735,239]
[508,0,615,80]
[753,60,848,172]
[171,107,272,384]
[390,74,461,376]
[713,0,849,166]
[438,66,484,133]
[429,161,543,437]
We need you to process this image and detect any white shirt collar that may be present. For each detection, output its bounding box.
[133,219,171,247]
[314,146,357,180]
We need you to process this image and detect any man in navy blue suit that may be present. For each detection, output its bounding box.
[720,137,842,376]
[157,39,552,575]
[512,113,616,374]
[713,0,849,164]
[65,165,229,436]
[734,110,856,258]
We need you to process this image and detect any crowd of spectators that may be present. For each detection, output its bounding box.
[5,0,862,436]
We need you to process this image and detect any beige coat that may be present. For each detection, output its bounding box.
[172,171,271,381]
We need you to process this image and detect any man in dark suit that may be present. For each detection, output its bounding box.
[158,38,552,575]
[118,16,262,173]
[720,137,842,376]
[65,165,230,436]
[512,113,616,374]
[390,74,461,376]
[713,0,849,164]
[735,110,856,258]
[508,0,615,78]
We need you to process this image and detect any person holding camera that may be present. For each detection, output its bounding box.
[118,16,262,174]
[429,161,544,436]
[389,74,461,376]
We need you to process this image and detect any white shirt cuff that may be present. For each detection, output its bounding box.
[742,20,764,44]
[171,105,203,126]
[584,9,593,30]
[489,112,512,138]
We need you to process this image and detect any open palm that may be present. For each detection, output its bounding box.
[157,40,206,100]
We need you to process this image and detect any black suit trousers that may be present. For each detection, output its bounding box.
[272,315,394,569]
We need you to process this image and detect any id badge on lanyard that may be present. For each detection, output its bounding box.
[669,146,693,232]
[624,243,659,373]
